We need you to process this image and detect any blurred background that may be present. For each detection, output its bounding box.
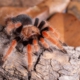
[0,0,80,47]
[0,0,43,7]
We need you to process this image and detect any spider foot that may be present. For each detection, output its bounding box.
[62,43,68,46]
[28,71,31,80]
[59,48,67,54]
[59,40,68,46]
[62,48,67,54]
[46,47,53,52]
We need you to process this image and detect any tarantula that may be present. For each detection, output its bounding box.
[2,14,66,75]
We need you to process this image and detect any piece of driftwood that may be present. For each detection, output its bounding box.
[0,25,80,80]
[0,0,70,25]
[68,0,80,20]
[0,7,29,25]
[49,13,80,47]
[0,0,43,7]
[23,0,70,17]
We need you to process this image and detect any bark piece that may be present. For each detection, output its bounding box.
[68,1,80,20]
[48,13,80,47]
[0,7,28,25]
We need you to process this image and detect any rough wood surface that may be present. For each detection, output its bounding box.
[49,13,80,47]
[0,25,80,80]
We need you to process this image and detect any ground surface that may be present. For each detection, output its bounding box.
[0,25,80,80]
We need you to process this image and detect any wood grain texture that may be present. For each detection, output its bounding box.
[49,13,80,47]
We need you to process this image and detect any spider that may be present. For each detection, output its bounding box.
[1,14,67,77]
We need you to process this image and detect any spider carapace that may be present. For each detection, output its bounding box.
[2,14,67,75]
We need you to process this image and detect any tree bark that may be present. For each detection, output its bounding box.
[0,26,80,80]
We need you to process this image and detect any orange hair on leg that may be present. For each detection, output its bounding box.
[48,27,60,39]
[2,40,17,61]
[27,44,33,71]
[42,31,63,50]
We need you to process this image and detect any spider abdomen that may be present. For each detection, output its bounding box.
[5,14,32,35]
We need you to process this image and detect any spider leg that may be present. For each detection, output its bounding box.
[26,44,33,72]
[48,27,60,39]
[40,38,52,52]
[2,40,17,61]
[33,39,39,53]
[42,31,67,53]
[6,23,15,34]
[40,38,49,48]
[14,22,22,28]
[38,21,45,30]
[41,26,60,39]
[34,18,39,27]
[6,21,22,34]
[41,26,67,47]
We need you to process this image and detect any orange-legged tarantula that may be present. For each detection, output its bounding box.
[2,14,67,77]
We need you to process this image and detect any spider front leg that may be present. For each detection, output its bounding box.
[2,40,17,61]
[26,43,39,79]
[42,31,67,53]
[26,44,33,72]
